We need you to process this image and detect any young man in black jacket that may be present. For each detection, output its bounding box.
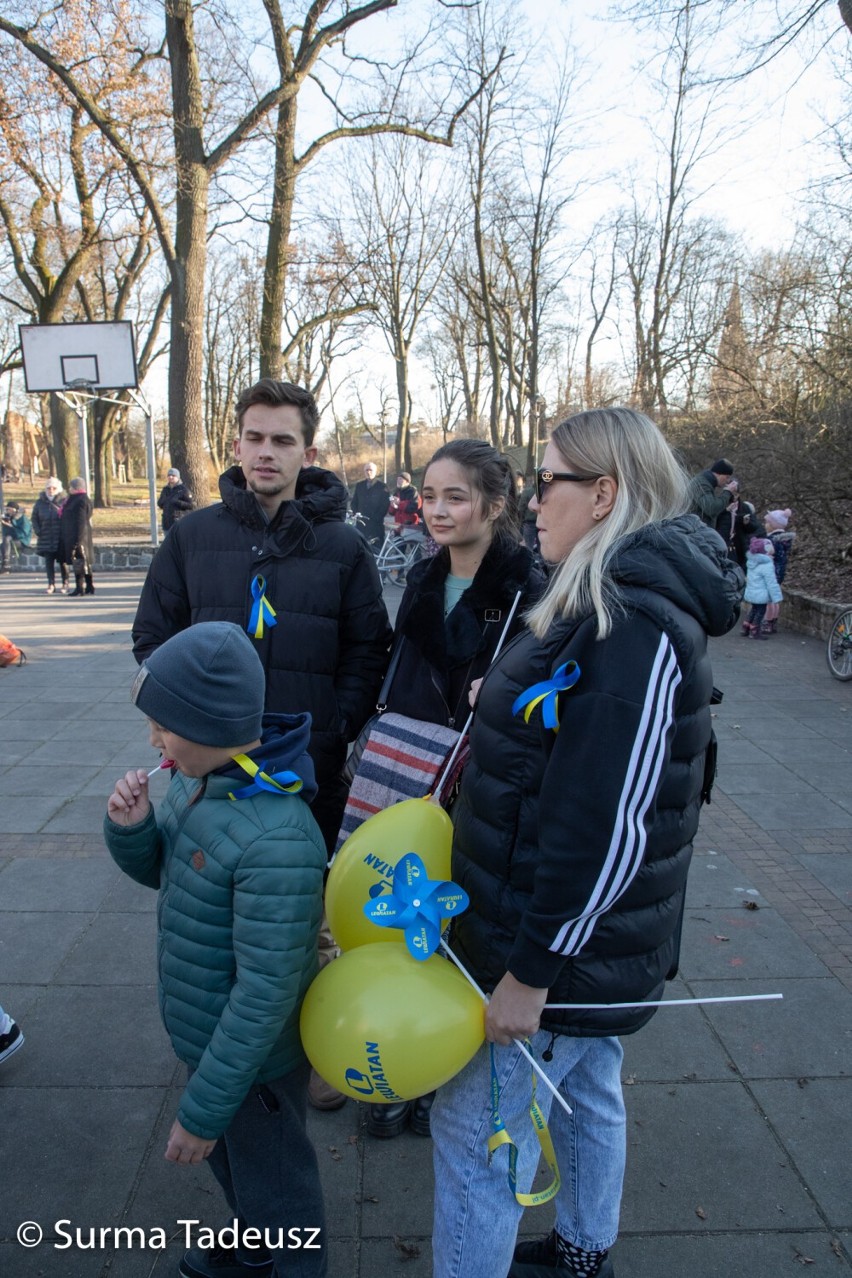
[132,379,392,852]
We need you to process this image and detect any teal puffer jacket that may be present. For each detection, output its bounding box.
[104,748,326,1141]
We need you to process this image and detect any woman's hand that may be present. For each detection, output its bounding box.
[107,770,151,827]
[485,972,548,1046]
[468,677,484,708]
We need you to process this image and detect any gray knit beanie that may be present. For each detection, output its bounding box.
[131,622,264,747]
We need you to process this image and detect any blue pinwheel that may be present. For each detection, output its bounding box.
[363,852,469,961]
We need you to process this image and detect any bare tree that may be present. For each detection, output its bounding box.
[339,134,460,470]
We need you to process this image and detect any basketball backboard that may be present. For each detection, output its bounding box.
[20,321,138,392]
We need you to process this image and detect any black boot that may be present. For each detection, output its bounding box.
[409,1091,435,1137]
[70,575,85,596]
[365,1100,412,1139]
[84,573,95,595]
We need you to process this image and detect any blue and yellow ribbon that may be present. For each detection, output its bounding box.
[511,660,580,733]
[487,1044,561,1207]
[227,753,303,801]
[247,574,277,640]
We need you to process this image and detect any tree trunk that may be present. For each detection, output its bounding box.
[48,394,79,487]
[165,0,211,507]
[261,94,299,379]
[394,341,412,473]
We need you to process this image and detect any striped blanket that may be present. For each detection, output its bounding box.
[335,713,460,852]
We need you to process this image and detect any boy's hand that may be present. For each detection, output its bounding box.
[107,770,152,826]
[165,1119,217,1165]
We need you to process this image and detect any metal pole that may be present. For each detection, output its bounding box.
[145,406,158,545]
[78,400,91,492]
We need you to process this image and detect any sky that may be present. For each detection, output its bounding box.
[7,0,848,443]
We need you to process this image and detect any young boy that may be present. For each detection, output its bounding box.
[105,622,328,1278]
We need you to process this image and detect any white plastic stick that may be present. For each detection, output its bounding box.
[439,939,573,1117]
[543,993,783,1010]
[431,589,524,801]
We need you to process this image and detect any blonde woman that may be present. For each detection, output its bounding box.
[431,409,743,1278]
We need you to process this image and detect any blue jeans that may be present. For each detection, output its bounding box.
[431,1032,625,1278]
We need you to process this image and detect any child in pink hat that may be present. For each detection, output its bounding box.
[763,509,796,633]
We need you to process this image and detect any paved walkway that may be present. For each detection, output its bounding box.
[0,573,850,1278]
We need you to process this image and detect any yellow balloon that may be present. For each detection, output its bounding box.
[326,797,453,950]
[300,944,484,1102]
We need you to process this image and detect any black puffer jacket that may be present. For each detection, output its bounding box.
[58,492,94,566]
[449,515,743,1038]
[157,482,194,531]
[387,537,548,728]
[31,490,64,555]
[132,466,393,844]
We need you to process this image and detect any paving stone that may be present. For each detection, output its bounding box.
[621,1080,822,1232]
[0,858,119,911]
[679,908,828,981]
[750,1079,852,1228]
[613,1230,849,1277]
[0,911,93,983]
[18,985,175,1087]
[693,977,852,1079]
[0,1085,170,1240]
[54,912,158,985]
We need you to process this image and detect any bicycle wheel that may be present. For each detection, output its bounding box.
[386,537,425,588]
[375,536,407,586]
[826,608,852,681]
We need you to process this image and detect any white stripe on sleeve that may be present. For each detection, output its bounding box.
[549,633,682,958]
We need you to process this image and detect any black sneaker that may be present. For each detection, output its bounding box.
[0,1016,24,1066]
[510,1231,615,1278]
[178,1243,273,1278]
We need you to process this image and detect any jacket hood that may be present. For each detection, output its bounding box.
[212,710,317,802]
[218,464,348,529]
[609,514,743,638]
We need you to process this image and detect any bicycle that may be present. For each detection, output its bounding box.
[826,606,852,681]
[374,523,425,588]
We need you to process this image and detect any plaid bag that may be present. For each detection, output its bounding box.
[334,713,461,853]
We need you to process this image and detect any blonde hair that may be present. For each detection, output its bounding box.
[527,408,689,639]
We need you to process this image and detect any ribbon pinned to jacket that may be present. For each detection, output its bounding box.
[247,574,277,640]
[511,660,580,733]
[363,852,469,961]
[228,753,303,801]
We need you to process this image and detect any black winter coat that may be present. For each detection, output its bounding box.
[387,537,548,728]
[449,515,743,1038]
[31,491,64,555]
[350,477,390,542]
[58,492,94,567]
[157,482,194,531]
[132,465,393,846]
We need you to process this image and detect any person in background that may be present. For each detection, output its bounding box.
[762,508,796,633]
[0,501,32,571]
[349,462,389,547]
[388,471,422,529]
[430,408,743,1278]
[158,467,195,534]
[725,492,764,569]
[688,458,739,529]
[741,537,782,639]
[365,438,547,1142]
[518,475,540,554]
[59,477,95,596]
[31,477,68,594]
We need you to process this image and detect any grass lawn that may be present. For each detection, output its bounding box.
[2,477,219,541]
